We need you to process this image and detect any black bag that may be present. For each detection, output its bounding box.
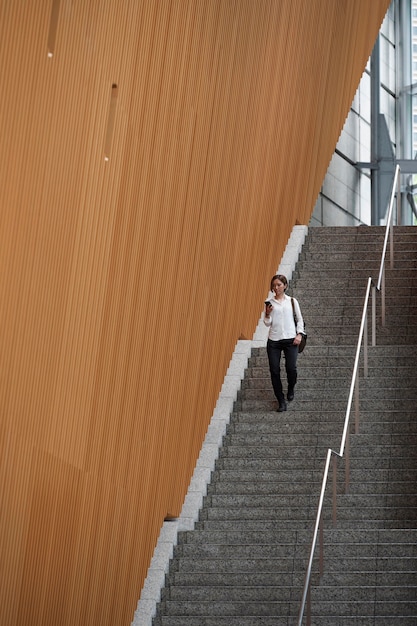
[291,297,307,353]
[298,331,307,353]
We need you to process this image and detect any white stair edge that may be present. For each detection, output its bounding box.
[131,224,308,626]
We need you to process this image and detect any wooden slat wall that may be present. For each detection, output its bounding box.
[0,1,390,624]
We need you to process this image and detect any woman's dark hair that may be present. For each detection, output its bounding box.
[270,274,288,291]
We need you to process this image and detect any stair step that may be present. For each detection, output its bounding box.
[228,419,417,435]
[224,432,341,446]
[174,543,310,560]
[209,480,416,497]
[219,444,340,459]
[215,454,416,471]
[211,468,417,484]
[178,528,311,545]
[154,618,417,626]
[235,398,417,411]
[164,585,297,602]
[308,617,417,626]
[245,366,417,379]
[199,491,417,510]
[158,599,294,616]
[208,481,322,496]
[155,618,293,626]
[313,585,417,602]
[199,505,315,521]
[218,443,417,460]
[195,518,315,531]
[167,571,308,587]
[173,557,309,574]
[157,598,417,618]
[232,409,417,424]
[319,570,417,586]
[174,542,417,562]
[194,517,417,531]
[305,599,417,616]
[242,375,417,390]
[224,432,417,447]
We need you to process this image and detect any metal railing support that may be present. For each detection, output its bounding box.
[372,284,376,346]
[319,514,324,576]
[390,216,394,268]
[381,265,386,327]
[397,163,401,227]
[363,309,368,378]
[345,429,350,494]
[354,373,360,434]
[332,456,337,525]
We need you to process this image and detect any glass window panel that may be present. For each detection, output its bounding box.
[380,36,396,92]
[358,72,371,123]
[359,118,371,162]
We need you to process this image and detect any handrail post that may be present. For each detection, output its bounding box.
[381,265,386,327]
[397,164,401,227]
[390,217,394,269]
[332,455,337,526]
[319,513,324,576]
[354,371,360,434]
[345,430,350,494]
[363,309,368,378]
[372,284,376,346]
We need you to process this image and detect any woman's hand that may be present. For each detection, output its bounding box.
[293,333,302,346]
[265,303,273,317]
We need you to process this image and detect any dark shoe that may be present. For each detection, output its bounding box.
[287,388,294,401]
[277,402,287,412]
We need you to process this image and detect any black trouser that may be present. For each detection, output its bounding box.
[266,338,298,404]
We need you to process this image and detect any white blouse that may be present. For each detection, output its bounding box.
[263,294,304,341]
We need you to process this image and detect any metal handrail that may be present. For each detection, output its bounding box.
[296,277,372,626]
[297,167,400,625]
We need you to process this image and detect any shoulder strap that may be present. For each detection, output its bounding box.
[291,297,297,329]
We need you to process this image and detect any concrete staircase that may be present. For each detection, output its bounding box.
[152,226,417,626]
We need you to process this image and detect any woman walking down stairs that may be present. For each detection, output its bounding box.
[151,226,417,626]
